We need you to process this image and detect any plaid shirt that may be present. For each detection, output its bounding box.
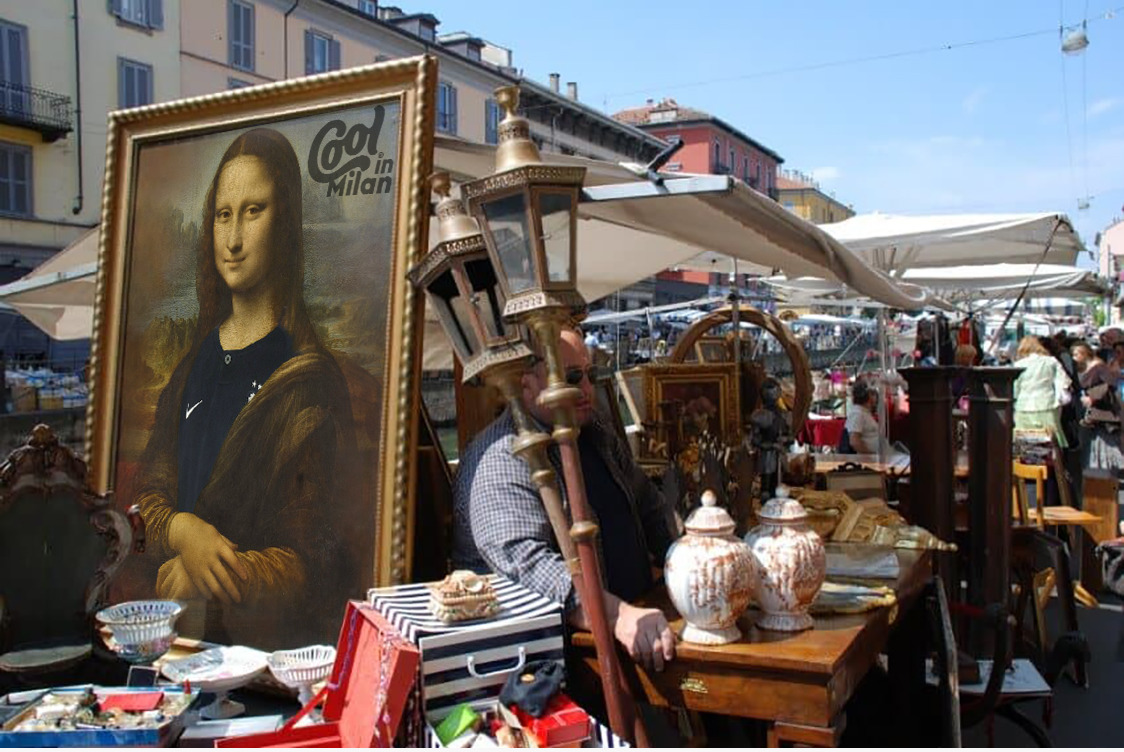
[452,407,675,612]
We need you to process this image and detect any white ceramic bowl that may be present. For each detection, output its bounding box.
[267,645,337,704]
[161,645,269,693]
[96,600,183,664]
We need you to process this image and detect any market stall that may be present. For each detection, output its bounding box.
[0,62,1011,750]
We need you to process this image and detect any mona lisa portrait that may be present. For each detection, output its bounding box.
[89,59,436,649]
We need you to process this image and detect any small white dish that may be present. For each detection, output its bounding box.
[267,645,337,706]
[161,645,268,719]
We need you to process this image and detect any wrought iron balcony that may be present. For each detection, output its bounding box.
[0,82,72,142]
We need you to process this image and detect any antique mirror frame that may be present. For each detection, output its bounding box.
[87,56,436,587]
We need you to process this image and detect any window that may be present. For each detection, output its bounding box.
[418,23,436,42]
[728,147,735,172]
[228,77,252,89]
[484,98,500,145]
[228,0,254,72]
[305,29,340,74]
[0,20,29,115]
[437,80,457,134]
[358,0,377,15]
[713,140,720,168]
[118,57,153,108]
[109,0,164,30]
[0,141,31,216]
[743,157,749,180]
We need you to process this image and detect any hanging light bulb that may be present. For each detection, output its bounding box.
[1061,22,1089,54]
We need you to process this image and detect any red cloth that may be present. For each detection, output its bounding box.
[798,417,845,449]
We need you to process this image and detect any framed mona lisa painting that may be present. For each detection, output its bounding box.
[87,57,436,649]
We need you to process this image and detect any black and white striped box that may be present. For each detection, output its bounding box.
[367,575,565,714]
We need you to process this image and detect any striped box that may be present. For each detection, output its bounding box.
[367,576,564,713]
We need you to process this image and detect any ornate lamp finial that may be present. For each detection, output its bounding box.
[492,85,542,173]
[429,171,480,244]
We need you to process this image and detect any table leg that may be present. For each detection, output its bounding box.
[887,593,928,725]
[767,715,846,748]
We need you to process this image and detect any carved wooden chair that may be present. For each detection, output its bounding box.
[0,425,137,688]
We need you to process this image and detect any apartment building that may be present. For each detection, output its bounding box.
[776,169,854,225]
[0,0,179,282]
[0,0,665,349]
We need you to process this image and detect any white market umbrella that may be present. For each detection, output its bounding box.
[0,228,98,340]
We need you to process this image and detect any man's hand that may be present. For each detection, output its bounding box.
[612,602,675,673]
[156,556,200,600]
[167,513,249,604]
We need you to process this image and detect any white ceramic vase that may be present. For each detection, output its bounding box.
[745,486,826,632]
[664,490,756,645]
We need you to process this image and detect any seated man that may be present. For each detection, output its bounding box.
[453,328,677,672]
[845,379,881,454]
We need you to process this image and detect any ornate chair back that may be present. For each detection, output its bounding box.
[0,425,131,673]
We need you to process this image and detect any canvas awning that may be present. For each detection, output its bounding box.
[434,138,928,309]
[0,140,932,346]
[769,262,1105,307]
[0,227,98,340]
[818,211,1084,271]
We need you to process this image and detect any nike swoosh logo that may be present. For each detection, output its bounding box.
[185,400,203,419]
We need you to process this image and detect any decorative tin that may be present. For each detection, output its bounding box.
[745,486,827,632]
[664,490,756,645]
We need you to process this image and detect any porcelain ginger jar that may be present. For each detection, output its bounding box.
[745,486,826,632]
[664,490,756,645]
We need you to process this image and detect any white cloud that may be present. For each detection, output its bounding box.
[962,86,988,114]
[810,166,840,182]
[1088,98,1120,118]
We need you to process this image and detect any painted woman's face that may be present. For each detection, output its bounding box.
[213,155,277,297]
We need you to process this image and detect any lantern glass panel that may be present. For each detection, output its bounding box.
[429,269,479,360]
[482,193,535,294]
[538,191,573,284]
[464,257,507,339]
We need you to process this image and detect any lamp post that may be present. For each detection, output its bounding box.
[460,86,641,744]
[407,172,578,571]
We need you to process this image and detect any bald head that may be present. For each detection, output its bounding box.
[522,327,595,426]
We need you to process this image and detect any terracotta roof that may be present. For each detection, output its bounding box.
[612,98,784,164]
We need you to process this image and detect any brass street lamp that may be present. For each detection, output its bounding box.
[461,86,642,745]
[407,172,578,570]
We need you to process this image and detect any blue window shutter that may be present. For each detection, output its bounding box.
[149,0,163,29]
[329,38,340,71]
[247,4,254,71]
[108,0,122,17]
[450,86,457,135]
[116,58,125,108]
[304,29,313,74]
[227,0,236,66]
[145,65,153,105]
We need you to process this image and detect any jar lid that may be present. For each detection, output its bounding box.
[684,490,736,536]
[758,486,808,523]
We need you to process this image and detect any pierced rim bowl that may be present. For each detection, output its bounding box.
[267,645,337,688]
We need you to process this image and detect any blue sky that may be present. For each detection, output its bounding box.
[419,0,1123,269]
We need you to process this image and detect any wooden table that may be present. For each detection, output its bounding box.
[571,549,932,747]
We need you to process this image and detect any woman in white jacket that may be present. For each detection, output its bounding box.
[1013,335,1073,447]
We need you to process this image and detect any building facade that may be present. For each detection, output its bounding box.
[776,169,854,225]
[0,0,664,341]
[0,0,181,283]
[613,97,784,199]
[611,97,785,309]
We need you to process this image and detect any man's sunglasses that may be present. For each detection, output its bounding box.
[564,365,610,385]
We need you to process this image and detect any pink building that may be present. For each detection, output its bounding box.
[1099,217,1124,280]
[614,98,783,199]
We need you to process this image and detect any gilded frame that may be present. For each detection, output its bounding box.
[643,363,742,449]
[86,56,437,630]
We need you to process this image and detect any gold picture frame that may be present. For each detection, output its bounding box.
[692,336,730,363]
[87,57,436,649]
[643,363,742,453]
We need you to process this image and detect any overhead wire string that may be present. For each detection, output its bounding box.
[1060,0,1078,211]
[1082,0,1091,209]
[594,4,1124,104]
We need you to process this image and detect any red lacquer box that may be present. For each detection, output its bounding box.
[509,693,592,748]
[217,601,420,748]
